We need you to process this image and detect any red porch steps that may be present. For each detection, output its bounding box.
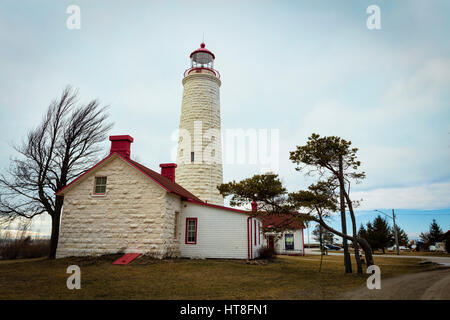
[112,253,142,265]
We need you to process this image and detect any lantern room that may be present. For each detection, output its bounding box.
[184,43,220,78]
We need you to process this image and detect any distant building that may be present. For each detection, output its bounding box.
[261,214,305,256]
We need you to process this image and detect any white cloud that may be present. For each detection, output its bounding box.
[352,182,450,210]
[283,57,450,193]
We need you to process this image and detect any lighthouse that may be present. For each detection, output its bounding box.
[176,43,224,205]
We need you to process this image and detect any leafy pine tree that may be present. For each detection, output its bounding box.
[367,215,393,254]
[420,219,444,245]
[358,224,368,240]
[391,225,409,247]
[445,232,450,254]
[312,224,336,245]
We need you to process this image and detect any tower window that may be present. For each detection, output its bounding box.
[180,149,183,157]
[191,152,194,162]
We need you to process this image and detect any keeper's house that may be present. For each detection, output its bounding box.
[55,135,263,259]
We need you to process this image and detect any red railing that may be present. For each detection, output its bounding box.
[183,67,220,79]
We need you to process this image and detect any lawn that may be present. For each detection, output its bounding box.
[381,251,450,257]
[0,254,439,300]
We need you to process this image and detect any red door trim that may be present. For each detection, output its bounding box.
[247,217,253,259]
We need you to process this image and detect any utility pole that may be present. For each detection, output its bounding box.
[374,209,400,255]
[339,155,352,273]
[392,209,400,255]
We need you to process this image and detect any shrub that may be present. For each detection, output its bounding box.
[445,233,450,254]
[0,237,50,260]
[257,246,276,260]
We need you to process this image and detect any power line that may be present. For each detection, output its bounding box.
[395,213,450,216]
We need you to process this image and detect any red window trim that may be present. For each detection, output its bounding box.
[93,176,107,195]
[185,217,197,245]
[254,220,257,244]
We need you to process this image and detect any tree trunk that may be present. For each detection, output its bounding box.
[339,170,363,274]
[346,200,363,274]
[353,240,363,274]
[49,215,59,259]
[357,237,374,266]
[338,155,352,273]
[48,196,63,259]
[319,225,323,251]
[313,216,375,267]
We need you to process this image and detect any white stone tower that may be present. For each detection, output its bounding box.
[176,43,224,205]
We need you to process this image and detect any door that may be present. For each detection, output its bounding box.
[268,236,275,251]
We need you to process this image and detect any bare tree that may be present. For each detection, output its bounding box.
[0,86,113,258]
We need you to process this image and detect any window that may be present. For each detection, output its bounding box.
[180,149,184,157]
[191,152,195,163]
[185,218,197,244]
[173,212,179,239]
[285,234,294,250]
[94,176,107,194]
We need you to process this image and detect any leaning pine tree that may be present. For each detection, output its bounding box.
[289,134,373,273]
[0,86,113,258]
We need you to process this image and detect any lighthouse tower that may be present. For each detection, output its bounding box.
[176,43,224,205]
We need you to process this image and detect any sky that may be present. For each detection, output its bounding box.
[0,0,449,240]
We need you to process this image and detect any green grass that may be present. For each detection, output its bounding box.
[0,254,439,299]
[381,251,450,257]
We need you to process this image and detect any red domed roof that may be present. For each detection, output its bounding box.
[190,42,215,59]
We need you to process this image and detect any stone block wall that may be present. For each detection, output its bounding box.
[56,156,180,259]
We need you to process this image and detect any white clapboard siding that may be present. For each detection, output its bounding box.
[179,202,263,259]
[267,230,304,255]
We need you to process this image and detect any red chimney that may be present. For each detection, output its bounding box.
[160,163,177,182]
[109,135,134,159]
[251,201,257,214]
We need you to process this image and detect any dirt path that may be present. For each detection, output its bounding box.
[341,267,450,300]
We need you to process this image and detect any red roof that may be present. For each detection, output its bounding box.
[55,152,202,202]
[439,230,450,241]
[127,159,202,201]
[260,214,304,230]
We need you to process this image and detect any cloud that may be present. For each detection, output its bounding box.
[284,57,450,191]
[352,182,450,210]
